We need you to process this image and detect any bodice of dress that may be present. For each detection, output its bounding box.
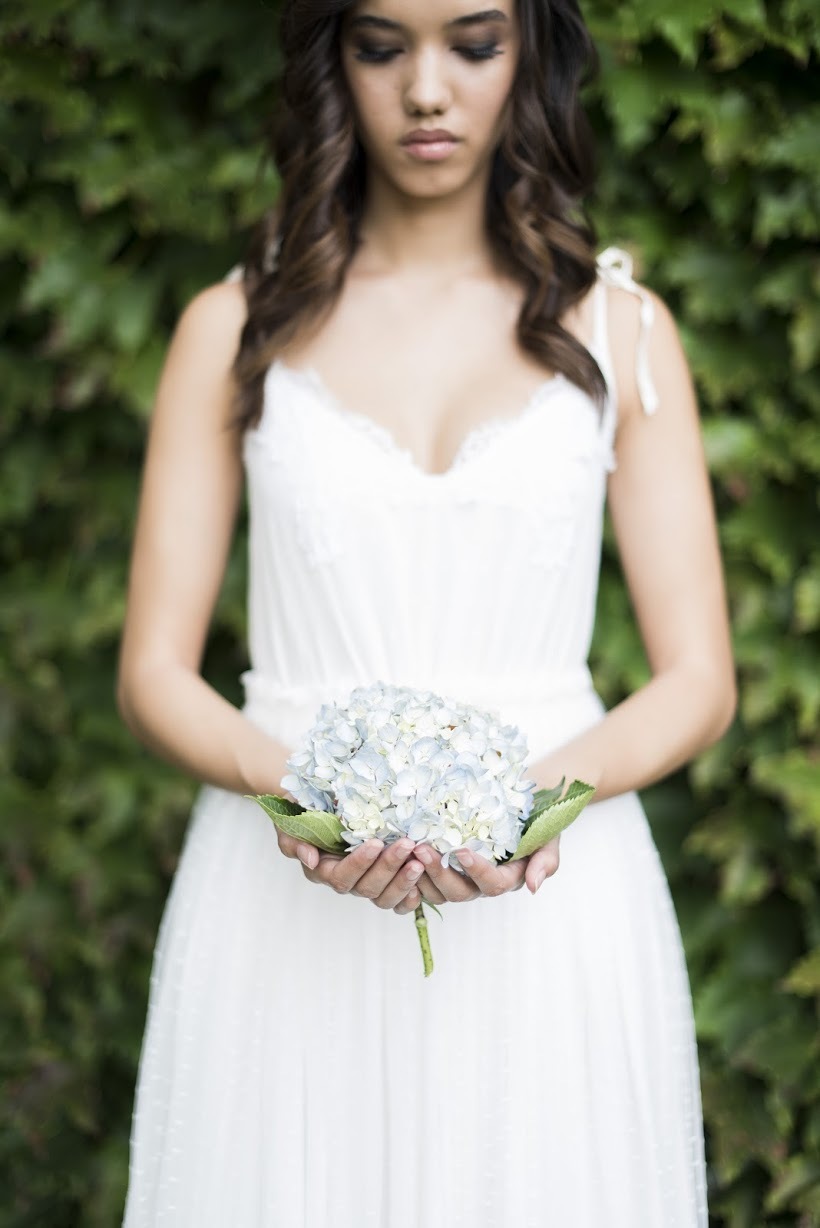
[238,248,656,757]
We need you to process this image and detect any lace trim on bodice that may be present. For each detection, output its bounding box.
[230,243,659,476]
[267,358,571,482]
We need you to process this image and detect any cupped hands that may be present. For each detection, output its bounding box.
[275,831,426,911]
[275,830,561,915]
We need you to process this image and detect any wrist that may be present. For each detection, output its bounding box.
[532,757,603,796]
[235,729,293,797]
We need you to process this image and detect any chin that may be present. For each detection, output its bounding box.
[390,164,480,201]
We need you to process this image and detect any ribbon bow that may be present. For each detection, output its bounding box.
[596,246,660,416]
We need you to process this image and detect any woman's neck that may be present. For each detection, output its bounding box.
[354,167,498,279]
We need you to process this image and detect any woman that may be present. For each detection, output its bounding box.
[118,0,735,1224]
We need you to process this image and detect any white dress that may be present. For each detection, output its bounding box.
[122,249,708,1227]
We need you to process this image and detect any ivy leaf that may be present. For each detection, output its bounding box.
[764,1154,820,1213]
[782,947,820,997]
[510,780,596,861]
[249,793,346,854]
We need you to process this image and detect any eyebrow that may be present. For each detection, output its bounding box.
[347,10,509,33]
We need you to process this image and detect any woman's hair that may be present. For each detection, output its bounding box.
[233,0,606,430]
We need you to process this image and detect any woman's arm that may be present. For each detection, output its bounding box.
[117,283,424,906]
[410,282,736,907]
[117,282,292,796]
[529,284,736,800]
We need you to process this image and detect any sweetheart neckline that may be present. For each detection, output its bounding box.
[268,357,575,480]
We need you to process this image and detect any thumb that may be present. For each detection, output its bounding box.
[277,831,319,869]
[525,835,561,894]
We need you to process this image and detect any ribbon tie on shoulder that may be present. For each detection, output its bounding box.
[596,247,660,417]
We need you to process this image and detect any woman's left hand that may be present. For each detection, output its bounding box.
[393,835,561,915]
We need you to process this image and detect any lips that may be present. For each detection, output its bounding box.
[401,128,459,145]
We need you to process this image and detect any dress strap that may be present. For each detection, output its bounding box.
[595,246,660,417]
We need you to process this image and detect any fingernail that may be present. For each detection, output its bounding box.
[297,847,314,868]
[456,850,473,868]
[364,839,383,856]
[533,869,546,892]
[416,847,432,865]
[407,862,423,879]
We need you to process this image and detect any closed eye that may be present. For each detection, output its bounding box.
[460,43,503,60]
[353,42,503,64]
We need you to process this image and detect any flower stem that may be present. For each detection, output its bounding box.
[414,902,434,977]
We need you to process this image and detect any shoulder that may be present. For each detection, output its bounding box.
[151,280,250,438]
[603,279,677,344]
[173,279,248,365]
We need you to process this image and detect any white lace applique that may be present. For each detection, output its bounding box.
[529,417,605,571]
[244,370,349,571]
[288,476,346,569]
[596,247,660,417]
[445,392,606,572]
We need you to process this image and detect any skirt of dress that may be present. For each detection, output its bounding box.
[121,769,708,1227]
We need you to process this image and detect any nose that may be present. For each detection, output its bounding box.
[403,46,452,116]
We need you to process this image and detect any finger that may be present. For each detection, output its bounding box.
[453,850,525,898]
[393,887,422,916]
[371,858,425,910]
[416,871,446,906]
[300,850,343,884]
[276,831,300,859]
[317,840,384,894]
[277,831,321,871]
[413,845,480,903]
[350,838,416,900]
[523,838,561,894]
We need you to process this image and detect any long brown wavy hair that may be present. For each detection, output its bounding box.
[233,0,606,430]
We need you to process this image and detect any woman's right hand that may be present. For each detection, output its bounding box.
[274,832,444,913]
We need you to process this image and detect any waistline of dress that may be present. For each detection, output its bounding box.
[239,665,598,722]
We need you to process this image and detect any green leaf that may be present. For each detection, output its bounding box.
[764,1154,820,1213]
[733,1010,820,1086]
[782,947,820,997]
[521,779,566,832]
[250,793,304,817]
[652,0,716,64]
[701,1065,785,1184]
[510,780,596,861]
[249,794,346,854]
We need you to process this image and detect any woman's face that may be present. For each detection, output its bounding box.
[340,1,520,199]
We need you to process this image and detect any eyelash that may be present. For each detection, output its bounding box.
[353,43,503,65]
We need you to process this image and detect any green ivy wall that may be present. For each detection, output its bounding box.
[1,2,818,1224]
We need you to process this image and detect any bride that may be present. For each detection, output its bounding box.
[118,0,736,1224]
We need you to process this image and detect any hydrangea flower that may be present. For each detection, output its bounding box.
[281,681,536,868]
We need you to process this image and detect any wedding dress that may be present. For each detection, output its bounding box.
[122,249,709,1227]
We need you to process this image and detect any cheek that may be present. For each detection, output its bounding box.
[345,73,397,145]
[471,65,517,136]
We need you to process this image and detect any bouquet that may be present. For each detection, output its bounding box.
[250,681,594,975]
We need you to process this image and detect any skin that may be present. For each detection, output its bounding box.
[118,0,736,919]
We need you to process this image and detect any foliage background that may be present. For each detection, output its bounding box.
[1,0,818,1223]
